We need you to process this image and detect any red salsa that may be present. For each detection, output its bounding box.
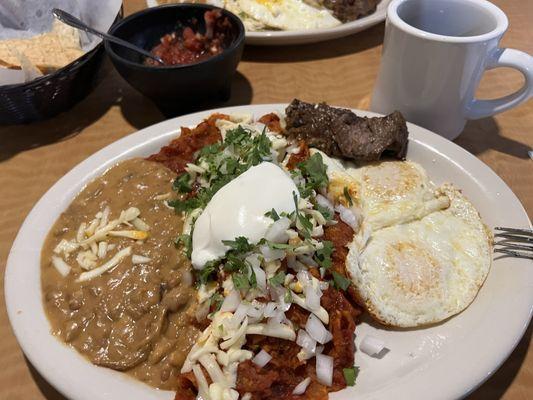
[145,10,232,66]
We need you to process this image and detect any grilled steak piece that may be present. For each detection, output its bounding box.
[321,0,380,23]
[285,99,408,161]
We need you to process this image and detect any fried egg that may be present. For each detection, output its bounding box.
[348,161,450,232]
[346,184,493,327]
[236,0,341,31]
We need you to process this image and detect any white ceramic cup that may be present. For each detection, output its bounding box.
[371,0,533,140]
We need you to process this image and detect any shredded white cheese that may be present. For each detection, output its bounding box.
[76,247,132,282]
[51,256,71,277]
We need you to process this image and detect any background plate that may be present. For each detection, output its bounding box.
[245,1,390,45]
[5,104,532,400]
[145,0,390,45]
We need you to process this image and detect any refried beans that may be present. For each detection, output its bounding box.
[41,158,199,390]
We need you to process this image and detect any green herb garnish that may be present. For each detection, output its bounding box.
[173,173,192,193]
[233,272,250,290]
[222,236,254,253]
[197,261,218,286]
[297,153,329,194]
[343,186,353,207]
[314,241,333,269]
[332,271,351,291]
[175,234,192,259]
[269,271,286,286]
[265,208,280,221]
[343,366,359,386]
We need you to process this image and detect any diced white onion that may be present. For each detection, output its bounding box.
[360,335,386,357]
[311,225,324,237]
[296,329,317,353]
[252,265,267,292]
[246,302,265,319]
[291,292,329,324]
[195,301,210,323]
[252,349,272,368]
[51,256,71,277]
[297,255,318,267]
[316,354,333,387]
[305,314,332,344]
[260,245,285,262]
[316,194,334,214]
[220,290,241,312]
[265,217,291,243]
[335,204,359,230]
[231,303,248,327]
[263,302,277,317]
[292,377,311,395]
[132,255,151,264]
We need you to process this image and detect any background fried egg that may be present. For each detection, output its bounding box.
[236,0,341,30]
[346,184,493,327]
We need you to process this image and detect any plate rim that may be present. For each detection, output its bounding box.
[245,0,391,45]
[5,103,532,400]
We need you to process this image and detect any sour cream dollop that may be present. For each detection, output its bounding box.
[191,162,298,269]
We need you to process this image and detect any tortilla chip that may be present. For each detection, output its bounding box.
[0,20,84,73]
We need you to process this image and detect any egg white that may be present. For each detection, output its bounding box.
[346,183,493,327]
[348,161,450,232]
[236,0,341,31]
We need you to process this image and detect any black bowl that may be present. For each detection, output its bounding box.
[105,4,245,115]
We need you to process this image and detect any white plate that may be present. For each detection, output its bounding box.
[245,1,390,46]
[5,104,532,400]
[146,0,390,46]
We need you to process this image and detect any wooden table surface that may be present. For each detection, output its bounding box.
[1,0,531,399]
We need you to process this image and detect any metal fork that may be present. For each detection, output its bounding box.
[494,227,533,260]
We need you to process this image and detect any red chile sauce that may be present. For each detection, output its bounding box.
[145,10,232,66]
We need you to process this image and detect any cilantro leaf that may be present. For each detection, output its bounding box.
[197,261,218,285]
[343,367,359,386]
[314,241,333,269]
[297,153,329,193]
[265,208,280,221]
[315,203,333,221]
[332,271,351,291]
[269,271,286,286]
[209,292,224,314]
[168,197,203,214]
[284,289,293,303]
[224,253,246,272]
[173,173,192,193]
[233,273,250,290]
[293,191,312,239]
[343,187,353,207]
[222,237,254,253]
[175,234,192,259]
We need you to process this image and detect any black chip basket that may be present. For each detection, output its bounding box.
[0,9,123,125]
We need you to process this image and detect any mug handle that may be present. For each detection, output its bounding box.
[465,48,533,120]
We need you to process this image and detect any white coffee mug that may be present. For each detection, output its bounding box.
[371,0,533,140]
